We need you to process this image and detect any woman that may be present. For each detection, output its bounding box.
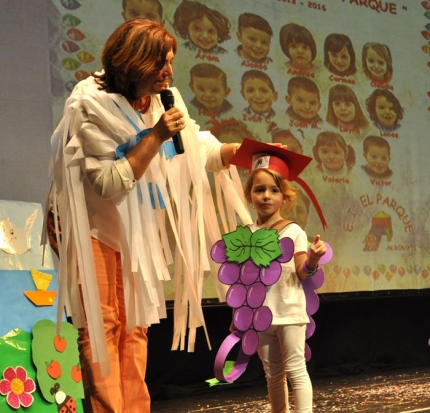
[47,19,248,413]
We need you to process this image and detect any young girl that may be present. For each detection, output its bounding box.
[235,141,326,413]
[362,42,393,83]
[326,84,369,131]
[313,131,355,175]
[279,23,317,72]
[323,33,356,76]
[172,0,231,55]
[365,89,404,132]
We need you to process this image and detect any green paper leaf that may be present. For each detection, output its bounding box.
[223,226,253,264]
[250,228,282,267]
[205,361,236,387]
[223,226,281,267]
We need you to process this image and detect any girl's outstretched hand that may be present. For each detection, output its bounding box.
[308,234,326,260]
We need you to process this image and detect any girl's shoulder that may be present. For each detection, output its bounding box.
[270,219,303,236]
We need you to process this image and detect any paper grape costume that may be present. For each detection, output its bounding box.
[211,138,332,382]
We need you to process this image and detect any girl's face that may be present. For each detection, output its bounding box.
[286,88,321,120]
[375,96,397,129]
[188,15,218,52]
[241,78,278,114]
[122,0,163,23]
[136,50,174,97]
[250,171,285,224]
[365,48,387,80]
[317,143,347,172]
[189,75,229,112]
[364,145,390,175]
[237,27,271,62]
[332,99,356,124]
[328,46,351,73]
[288,41,313,68]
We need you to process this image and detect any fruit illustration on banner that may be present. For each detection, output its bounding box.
[71,365,82,383]
[46,360,61,379]
[54,336,67,353]
[32,320,84,403]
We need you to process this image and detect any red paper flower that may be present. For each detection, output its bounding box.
[0,366,35,408]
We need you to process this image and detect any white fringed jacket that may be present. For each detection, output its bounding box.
[45,75,251,375]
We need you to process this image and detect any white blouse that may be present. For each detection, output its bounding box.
[46,75,251,375]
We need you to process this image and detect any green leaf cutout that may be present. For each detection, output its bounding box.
[222,226,282,267]
[223,226,252,264]
[251,228,282,266]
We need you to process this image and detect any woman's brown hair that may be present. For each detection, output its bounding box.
[94,18,177,102]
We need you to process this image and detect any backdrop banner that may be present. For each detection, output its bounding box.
[49,0,430,295]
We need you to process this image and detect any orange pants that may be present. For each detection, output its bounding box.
[78,238,150,413]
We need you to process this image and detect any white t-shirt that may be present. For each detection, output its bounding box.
[248,221,309,325]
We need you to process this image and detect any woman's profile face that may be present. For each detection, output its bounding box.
[328,46,351,73]
[136,50,174,97]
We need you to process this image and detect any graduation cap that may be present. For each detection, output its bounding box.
[229,138,327,229]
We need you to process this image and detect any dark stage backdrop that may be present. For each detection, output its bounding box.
[146,291,430,397]
[48,0,430,298]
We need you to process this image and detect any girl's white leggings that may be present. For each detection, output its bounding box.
[257,324,312,413]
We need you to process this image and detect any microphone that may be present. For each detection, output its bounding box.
[160,89,185,154]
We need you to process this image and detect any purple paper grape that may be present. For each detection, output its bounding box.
[234,306,253,331]
[306,317,316,339]
[305,344,312,362]
[260,260,282,286]
[302,268,324,290]
[226,283,247,308]
[277,237,294,263]
[253,306,273,332]
[242,329,259,356]
[240,259,260,285]
[211,239,227,263]
[246,282,266,309]
[218,262,241,285]
[319,241,333,265]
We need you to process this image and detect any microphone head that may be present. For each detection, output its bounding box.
[160,89,174,107]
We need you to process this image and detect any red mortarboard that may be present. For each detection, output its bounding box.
[229,138,327,229]
[229,138,312,181]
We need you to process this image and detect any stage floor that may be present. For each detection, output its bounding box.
[151,367,430,412]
